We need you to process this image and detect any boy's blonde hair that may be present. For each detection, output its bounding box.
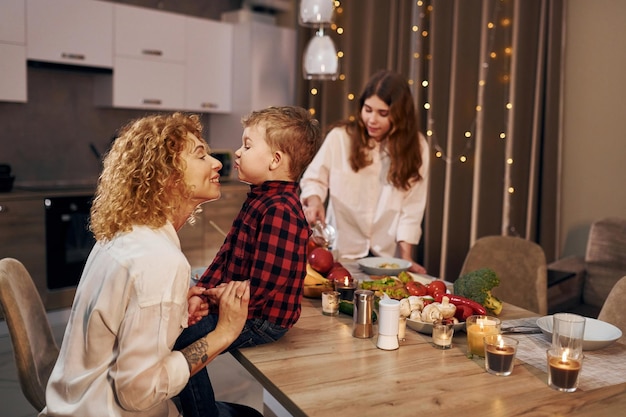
[242,106,322,180]
[90,113,205,241]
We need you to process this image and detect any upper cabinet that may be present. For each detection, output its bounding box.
[97,4,187,110]
[26,0,113,69]
[185,17,233,113]
[114,4,185,63]
[0,0,27,103]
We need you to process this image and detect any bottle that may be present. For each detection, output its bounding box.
[353,290,374,338]
[377,298,400,350]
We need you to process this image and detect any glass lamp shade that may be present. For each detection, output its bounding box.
[299,0,334,26]
[303,33,338,80]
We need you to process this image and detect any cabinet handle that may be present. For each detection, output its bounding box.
[61,52,86,61]
[0,204,8,213]
[201,102,218,109]
[142,49,163,57]
[142,99,162,105]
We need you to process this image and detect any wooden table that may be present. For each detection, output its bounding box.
[232,297,626,416]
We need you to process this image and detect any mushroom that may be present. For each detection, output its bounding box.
[436,296,456,319]
[399,298,412,318]
[421,303,443,323]
[408,296,425,312]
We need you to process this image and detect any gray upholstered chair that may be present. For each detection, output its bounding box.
[0,257,59,411]
[548,217,626,317]
[459,235,548,315]
[597,275,626,344]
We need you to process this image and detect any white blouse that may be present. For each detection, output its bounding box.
[40,223,191,417]
[300,126,430,260]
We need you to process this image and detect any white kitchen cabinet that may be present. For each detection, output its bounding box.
[185,17,233,113]
[209,18,296,150]
[114,4,186,64]
[0,0,27,103]
[96,57,185,111]
[26,0,113,69]
[0,44,27,103]
[0,0,25,44]
[95,4,186,110]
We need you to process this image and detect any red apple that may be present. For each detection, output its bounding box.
[307,247,334,275]
[327,267,352,284]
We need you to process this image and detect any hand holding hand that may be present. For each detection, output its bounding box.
[214,280,250,342]
[187,286,209,326]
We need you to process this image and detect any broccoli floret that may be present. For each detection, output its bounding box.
[453,268,503,315]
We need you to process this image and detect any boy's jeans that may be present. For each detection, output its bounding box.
[174,315,287,417]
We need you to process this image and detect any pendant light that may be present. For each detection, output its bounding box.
[299,0,338,80]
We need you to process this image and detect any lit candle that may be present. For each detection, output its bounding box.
[547,348,582,392]
[432,319,454,349]
[321,291,340,316]
[484,334,518,376]
[466,316,501,357]
[335,276,357,301]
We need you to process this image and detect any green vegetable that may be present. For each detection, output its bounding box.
[398,271,413,284]
[338,300,378,323]
[453,268,503,315]
[359,277,397,290]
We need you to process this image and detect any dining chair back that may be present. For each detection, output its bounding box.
[460,235,548,315]
[598,275,626,344]
[0,257,59,411]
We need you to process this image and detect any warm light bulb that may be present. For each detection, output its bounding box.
[508,187,515,194]
[507,158,513,165]
[460,155,467,163]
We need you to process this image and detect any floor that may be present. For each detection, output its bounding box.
[0,309,264,417]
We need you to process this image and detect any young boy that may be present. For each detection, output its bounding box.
[174,106,322,417]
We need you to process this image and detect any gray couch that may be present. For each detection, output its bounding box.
[548,217,626,317]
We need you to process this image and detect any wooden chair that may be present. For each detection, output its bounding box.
[0,257,59,411]
[460,235,548,315]
[598,275,626,344]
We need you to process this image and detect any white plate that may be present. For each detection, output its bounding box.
[357,257,411,276]
[536,315,622,351]
[406,318,465,335]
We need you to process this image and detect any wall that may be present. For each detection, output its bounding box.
[559,0,626,256]
[0,0,244,186]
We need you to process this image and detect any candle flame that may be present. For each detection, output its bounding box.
[497,334,504,348]
[343,277,349,286]
[561,348,569,362]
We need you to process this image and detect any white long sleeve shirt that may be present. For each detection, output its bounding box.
[40,223,191,417]
[300,127,430,260]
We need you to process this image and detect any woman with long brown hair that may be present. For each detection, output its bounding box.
[300,70,430,273]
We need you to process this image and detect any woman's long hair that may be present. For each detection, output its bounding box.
[334,70,424,190]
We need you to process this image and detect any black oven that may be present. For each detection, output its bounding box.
[44,195,95,290]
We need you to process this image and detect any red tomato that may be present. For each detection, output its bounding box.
[427,280,448,297]
[406,281,428,296]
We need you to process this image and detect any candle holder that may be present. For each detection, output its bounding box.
[432,319,454,349]
[547,347,583,392]
[484,334,518,376]
[334,276,357,301]
[321,291,340,316]
[466,315,501,357]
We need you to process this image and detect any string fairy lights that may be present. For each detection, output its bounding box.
[411,0,513,166]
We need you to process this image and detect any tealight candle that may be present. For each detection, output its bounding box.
[547,348,583,392]
[335,276,357,301]
[432,319,454,349]
[484,334,518,376]
[321,291,340,316]
[466,315,501,357]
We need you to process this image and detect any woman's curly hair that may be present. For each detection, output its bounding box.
[90,113,204,241]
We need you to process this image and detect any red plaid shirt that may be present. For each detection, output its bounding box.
[197,181,310,329]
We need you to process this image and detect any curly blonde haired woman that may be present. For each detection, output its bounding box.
[40,113,262,417]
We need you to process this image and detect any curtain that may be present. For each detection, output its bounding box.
[296,0,564,281]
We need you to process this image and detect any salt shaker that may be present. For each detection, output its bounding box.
[377,298,400,350]
[352,290,374,338]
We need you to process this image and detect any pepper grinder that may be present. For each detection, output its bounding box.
[353,290,374,338]
[377,298,400,350]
